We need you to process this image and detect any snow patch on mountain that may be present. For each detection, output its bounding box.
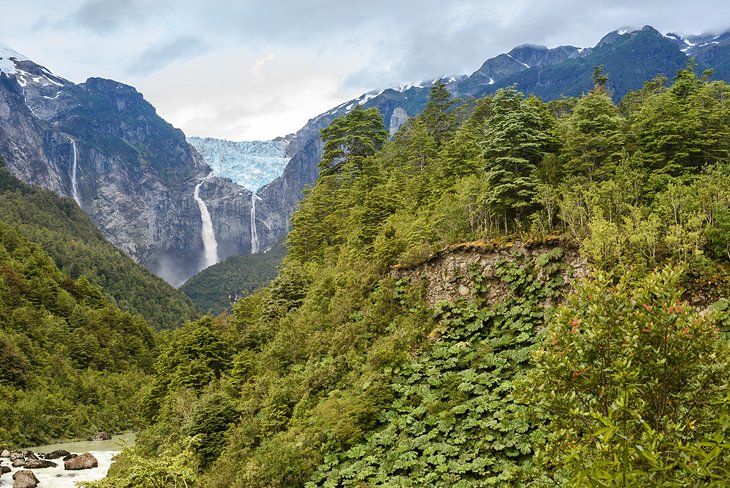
[188,137,291,192]
[0,44,27,75]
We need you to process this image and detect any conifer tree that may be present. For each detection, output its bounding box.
[481,87,549,229]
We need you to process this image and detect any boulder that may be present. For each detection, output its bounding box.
[44,449,71,459]
[24,459,56,469]
[9,452,24,462]
[1,465,11,474]
[63,453,77,461]
[90,431,111,441]
[64,452,98,470]
[12,459,25,468]
[12,470,39,488]
[1,449,10,457]
[23,452,37,461]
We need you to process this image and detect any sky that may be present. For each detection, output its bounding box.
[1,0,728,140]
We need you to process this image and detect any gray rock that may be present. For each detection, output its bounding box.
[1,449,10,458]
[9,452,23,462]
[12,470,38,488]
[1,465,11,474]
[64,452,98,470]
[24,459,56,469]
[91,431,111,441]
[44,449,71,459]
[11,459,25,468]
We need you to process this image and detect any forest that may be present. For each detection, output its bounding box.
[8,61,730,486]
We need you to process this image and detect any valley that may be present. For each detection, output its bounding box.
[1,19,730,488]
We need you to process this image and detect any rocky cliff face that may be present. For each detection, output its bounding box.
[0,48,255,286]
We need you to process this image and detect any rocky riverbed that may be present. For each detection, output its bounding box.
[0,433,134,487]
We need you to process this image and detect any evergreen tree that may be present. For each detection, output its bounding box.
[561,89,624,180]
[420,81,457,147]
[481,87,549,229]
[318,106,387,177]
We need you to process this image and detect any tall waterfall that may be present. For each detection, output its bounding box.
[194,176,219,269]
[65,135,81,206]
[250,193,263,254]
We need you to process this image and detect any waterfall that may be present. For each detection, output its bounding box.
[194,176,219,269]
[65,135,81,206]
[250,193,263,254]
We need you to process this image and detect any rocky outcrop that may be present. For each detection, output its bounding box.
[391,239,587,306]
[64,452,98,470]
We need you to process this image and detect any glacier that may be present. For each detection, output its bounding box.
[188,137,291,192]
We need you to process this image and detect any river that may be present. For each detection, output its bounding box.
[0,433,134,487]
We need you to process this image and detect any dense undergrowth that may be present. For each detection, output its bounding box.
[89,64,730,486]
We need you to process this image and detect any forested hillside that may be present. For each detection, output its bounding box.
[0,220,155,446]
[91,63,730,487]
[0,160,199,329]
[180,241,285,314]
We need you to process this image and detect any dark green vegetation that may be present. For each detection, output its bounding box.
[88,65,730,487]
[0,219,155,446]
[181,241,285,314]
[0,161,199,329]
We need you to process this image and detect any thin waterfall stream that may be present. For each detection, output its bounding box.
[65,135,81,206]
[194,175,219,269]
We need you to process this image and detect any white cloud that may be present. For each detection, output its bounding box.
[1,0,728,139]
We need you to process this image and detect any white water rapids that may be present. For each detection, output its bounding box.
[194,176,219,269]
[0,433,135,487]
[65,135,81,207]
[250,193,263,254]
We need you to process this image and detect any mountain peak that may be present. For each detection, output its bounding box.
[0,42,29,75]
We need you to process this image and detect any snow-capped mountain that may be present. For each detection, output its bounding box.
[188,136,292,192]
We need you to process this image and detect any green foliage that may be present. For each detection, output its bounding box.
[0,220,155,446]
[124,71,730,488]
[180,241,285,314]
[522,267,730,485]
[308,251,566,486]
[0,161,199,329]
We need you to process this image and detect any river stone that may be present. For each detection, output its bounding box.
[63,453,77,461]
[91,431,111,441]
[9,452,24,462]
[44,449,71,459]
[12,459,25,468]
[1,465,11,474]
[12,470,39,488]
[1,449,10,457]
[24,459,56,469]
[64,452,98,470]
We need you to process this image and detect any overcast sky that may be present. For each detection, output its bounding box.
[2,0,728,140]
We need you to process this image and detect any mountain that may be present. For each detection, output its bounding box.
[2,25,729,290]
[98,60,730,487]
[0,46,278,286]
[0,158,199,329]
[246,25,730,260]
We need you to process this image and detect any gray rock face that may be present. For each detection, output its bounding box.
[0,55,256,286]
